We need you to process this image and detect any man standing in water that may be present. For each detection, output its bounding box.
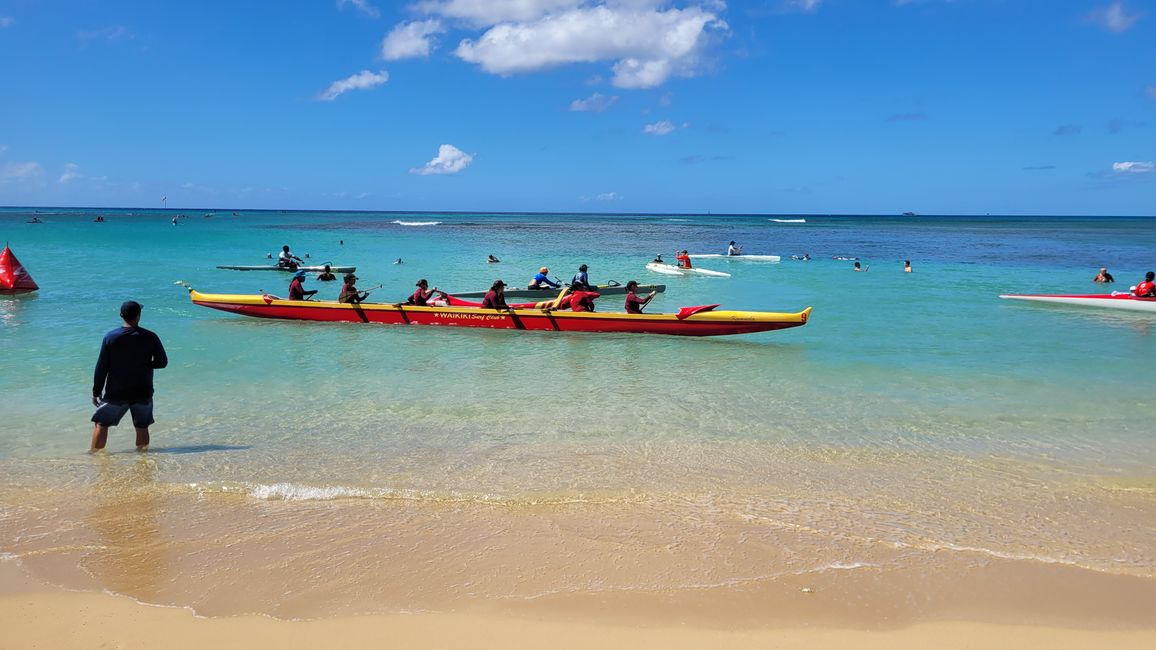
[91,301,168,451]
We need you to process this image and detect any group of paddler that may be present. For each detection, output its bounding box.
[280,259,659,314]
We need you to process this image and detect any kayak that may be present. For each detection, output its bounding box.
[646,263,731,278]
[688,254,782,262]
[1000,293,1156,313]
[187,289,810,337]
[449,283,665,300]
[216,265,357,273]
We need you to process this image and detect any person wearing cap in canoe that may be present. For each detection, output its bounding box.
[571,264,595,291]
[675,250,693,269]
[568,282,600,312]
[317,265,337,282]
[339,273,368,304]
[624,280,657,314]
[409,279,447,306]
[528,267,560,290]
[481,280,509,310]
[1133,271,1156,297]
[288,270,317,301]
[90,300,168,451]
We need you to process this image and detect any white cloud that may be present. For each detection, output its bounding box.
[1086,2,1141,33]
[382,19,445,60]
[596,191,620,201]
[77,25,134,43]
[1113,161,1154,173]
[316,69,389,101]
[59,163,82,184]
[781,0,821,12]
[337,0,380,18]
[643,119,676,135]
[410,144,474,175]
[569,92,618,112]
[355,191,370,199]
[0,16,13,28]
[453,4,727,89]
[0,161,44,184]
[412,0,581,26]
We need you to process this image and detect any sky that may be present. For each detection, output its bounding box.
[0,0,1153,215]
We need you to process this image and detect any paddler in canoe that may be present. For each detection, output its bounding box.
[481,280,509,310]
[727,241,743,256]
[624,280,657,314]
[675,250,693,269]
[339,273,370,304]
[278,245,303,270]
[528,267,560,290]
[1134,271,1156,297]
[571,264,594,291]
[288,271,318,301]
[568,282,600,312]
[409,279,448,306]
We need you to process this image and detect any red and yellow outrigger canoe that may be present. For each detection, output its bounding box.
[188,290,811,337]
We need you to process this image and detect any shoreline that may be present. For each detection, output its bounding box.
[2,564,1154,650]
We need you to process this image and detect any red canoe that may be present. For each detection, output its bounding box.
[0,245,39,294]
[189,290,811,337]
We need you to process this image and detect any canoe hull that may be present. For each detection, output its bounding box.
[646,263,731,277]
[688,254,782,262]
[189,291,811,337]
[450,284,665,299]
[1000,293,1156,313]
[216,265,357,273]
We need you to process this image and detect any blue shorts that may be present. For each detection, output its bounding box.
[92,400,155,428]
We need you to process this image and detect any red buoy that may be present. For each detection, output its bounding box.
[0,244,39,294]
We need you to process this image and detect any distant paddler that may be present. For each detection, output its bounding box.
[487,254,501,264]
[481,280,509,310]
[288,270,317,301]
[727,241,743,256]
[675,250,693,269]
[278,245,303,270]
[339,273,370,304]
[528,267,560,290]
[409,279,448,306]
[624,280,657,314]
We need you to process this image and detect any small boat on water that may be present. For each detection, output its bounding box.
[187,289,810,337]
[1000,292,1156,313]
[449,283,665,300]
[769,219,806,224]
[646,263,731,277]
[0,244,39,294]
[216,265,357,273]
[688,254,781,262]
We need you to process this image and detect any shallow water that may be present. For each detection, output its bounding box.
[1,209,1154,619]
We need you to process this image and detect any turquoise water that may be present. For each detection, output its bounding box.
[1,208,1154,616]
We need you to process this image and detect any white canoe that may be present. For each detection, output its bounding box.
[1000,293,1156,313]
[769,219,806,223]
[646,262,731,278]
[688,254,782,262]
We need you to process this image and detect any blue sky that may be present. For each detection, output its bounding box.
[0,0,1153,214]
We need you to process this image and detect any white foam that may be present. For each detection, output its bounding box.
[392,220,441,226]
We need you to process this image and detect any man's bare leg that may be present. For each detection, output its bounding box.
[90,424,109,451]
[135,427,150,451]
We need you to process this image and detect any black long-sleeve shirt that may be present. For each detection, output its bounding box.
[93,326,168,402]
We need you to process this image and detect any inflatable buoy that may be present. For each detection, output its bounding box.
[0,244,39,294]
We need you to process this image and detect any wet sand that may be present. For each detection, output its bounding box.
[2,563,1154,650]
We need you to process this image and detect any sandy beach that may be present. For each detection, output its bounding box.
[2,563,1154,650]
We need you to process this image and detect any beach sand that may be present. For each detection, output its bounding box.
[4,562,1155,650]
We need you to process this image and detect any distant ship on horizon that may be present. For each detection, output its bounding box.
[902,211,917,217]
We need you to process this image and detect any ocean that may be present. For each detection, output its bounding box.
[1,208,1153,621]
